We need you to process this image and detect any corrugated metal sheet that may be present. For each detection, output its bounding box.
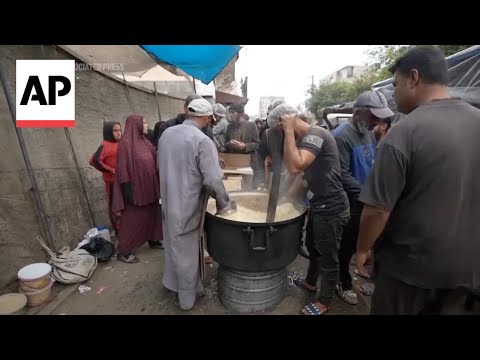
[215,91,248,105]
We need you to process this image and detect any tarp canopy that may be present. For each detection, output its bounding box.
[140,45,241,85]
[118,65,191,82]
[59,45,238,98]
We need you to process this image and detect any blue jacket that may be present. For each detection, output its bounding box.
[332,122,376,201]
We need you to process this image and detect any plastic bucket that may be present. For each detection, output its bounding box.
[19,279,53,307]
[97,228,111,243]
[0,293,28,315]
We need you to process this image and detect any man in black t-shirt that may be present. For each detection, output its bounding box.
[268,104,350,315]
[356,46,480,315]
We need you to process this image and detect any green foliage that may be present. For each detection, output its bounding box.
[345,67,384,99]
[366,45,417,79]
[435,45,473,57]
[366,45,473,79]
[306,66,386,115]
[307,45,474,116]
[306,81,351,111]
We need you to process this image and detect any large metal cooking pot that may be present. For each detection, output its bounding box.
[205,191,307,272]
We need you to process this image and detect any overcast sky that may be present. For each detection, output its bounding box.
[235,45,372,116]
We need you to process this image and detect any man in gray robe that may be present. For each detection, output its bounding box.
[158,98,236,311]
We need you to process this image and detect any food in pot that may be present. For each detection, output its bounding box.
[214,202,301,223]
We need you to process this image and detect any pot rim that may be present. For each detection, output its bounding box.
[206,190,307,226]
[205,211,306,226]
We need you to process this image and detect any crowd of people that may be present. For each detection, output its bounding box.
[88,46,480,315]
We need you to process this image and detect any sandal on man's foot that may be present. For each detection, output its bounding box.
[292,275,317,293]
[354,268,371,280]
[148,241,164,249]
[336,284,359,305]
[300,302,329,315]
[117,253,139,263]
[355,283,375,296]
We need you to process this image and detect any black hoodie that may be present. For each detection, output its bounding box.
[157,113,214,143]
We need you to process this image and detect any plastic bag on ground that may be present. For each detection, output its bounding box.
[80,236,115,262]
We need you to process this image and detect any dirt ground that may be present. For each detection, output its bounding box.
[30,245,372,316]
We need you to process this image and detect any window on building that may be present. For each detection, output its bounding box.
[347,66,354,78]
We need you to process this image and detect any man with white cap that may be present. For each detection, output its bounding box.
[157,94,214,142]
[158,98,236,311]
[212,103,228,152]
[332,90,394,306]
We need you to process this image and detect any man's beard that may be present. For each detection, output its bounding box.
[357,120,370,134]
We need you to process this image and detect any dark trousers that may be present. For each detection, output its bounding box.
[305,209,350,305]
[251,151,264,189]
[372,270,474,315]
[338,201,363,290]
[106,182,120,233]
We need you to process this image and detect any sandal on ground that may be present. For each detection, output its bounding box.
[300,302,329,315]
[148,241,164,249]
[117,253,139,263]
[355,283,375,296]
[292,275,317,293]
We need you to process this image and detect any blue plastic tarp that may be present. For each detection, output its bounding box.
[140,45,241,85]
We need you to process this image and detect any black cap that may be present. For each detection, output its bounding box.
[229,103,245,114]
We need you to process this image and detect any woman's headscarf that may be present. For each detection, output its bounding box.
[112,115,159,212]
[103,121,121,142]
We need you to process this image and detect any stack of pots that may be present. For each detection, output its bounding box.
[17,263,53,307]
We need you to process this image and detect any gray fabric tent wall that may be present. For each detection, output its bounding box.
[0,45,184,291]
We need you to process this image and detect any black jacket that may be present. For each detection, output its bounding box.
[158,114,213,142]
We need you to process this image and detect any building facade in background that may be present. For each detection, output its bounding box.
[214,53,248,108]
[319,65,368,85]
[259,96,284,118]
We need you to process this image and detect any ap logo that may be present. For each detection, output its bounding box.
[16,60,75,128]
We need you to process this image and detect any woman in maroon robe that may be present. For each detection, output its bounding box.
[112,114,163,263]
